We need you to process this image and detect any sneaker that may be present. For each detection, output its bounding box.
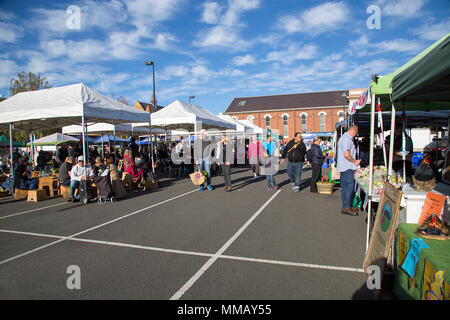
[207,185,214,191]
[67,197,73,202]
[272,186,278,190]
[253,173,257,178]
[199,186,205,191]
[267,187,272,191]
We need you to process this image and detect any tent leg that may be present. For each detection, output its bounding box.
[388,104,396,177]
[81,114,88,182]
[366,92,376,252]
[9,123,14,196]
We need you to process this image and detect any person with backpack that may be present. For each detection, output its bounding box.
[281,132,307,192]
[310,137,327,193]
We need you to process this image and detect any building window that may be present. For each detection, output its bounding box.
[238,101,246,107]
[338,111,345,122]
[301,114,307,131]
[247,115,254,123]
[282,114,289,137]
[265,115,271,130]
[232,116,238,121]
[319,113,326,132]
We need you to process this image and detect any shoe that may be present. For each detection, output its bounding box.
[351,207,359,213]
[199,186,205,191]
[267,187,272,191]
[67,197,73,202]
[253,173,257,178]
[341,208,358,216]
[272,186,278,190]
[310,190,318,193]
[207,185,214,191]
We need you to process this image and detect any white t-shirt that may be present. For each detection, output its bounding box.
[70,164,94,181]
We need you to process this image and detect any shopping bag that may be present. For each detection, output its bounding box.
[190,171,206,186]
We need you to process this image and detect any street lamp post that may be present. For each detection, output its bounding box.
[189,96,195,104]
[145,60,156,174]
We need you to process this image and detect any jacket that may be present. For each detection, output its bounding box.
[282,139,306,163]
[247,141,263,160]
[311,144,326,165]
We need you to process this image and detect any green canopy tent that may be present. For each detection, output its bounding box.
[391,33,450,104]
[0,135,22,147]
[351,34,450,252]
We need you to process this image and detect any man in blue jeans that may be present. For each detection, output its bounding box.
[194,130,214,191]
[337,125,360,216]
[281,132,307,192]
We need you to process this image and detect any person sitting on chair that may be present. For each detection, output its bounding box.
[58,156,73,187]
[68,156,94,202]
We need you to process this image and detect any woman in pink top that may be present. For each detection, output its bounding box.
[247,135,263,177]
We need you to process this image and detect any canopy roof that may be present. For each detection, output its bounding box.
[392,33,450,102]
[354,110,450,129]
[139,100,235,131]
[91,135,126,144]
[26,133,79,146]
[238,120,264,134]
[217,114,253,133]
[0,83,150,131]
[62,122,156,135]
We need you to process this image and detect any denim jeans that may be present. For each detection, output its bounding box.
[287,161,303,190]
[266,175,277,188]
[340,169,355,209]
[70,180,80,199]
[197,158,211,186]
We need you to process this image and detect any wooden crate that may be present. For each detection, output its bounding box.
[0,190,10,198]
[31,171,41,179]
[60,185,70,199]
[27,189,48,202]
[14,189,29,200]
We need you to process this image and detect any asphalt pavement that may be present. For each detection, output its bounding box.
[0,164,376,300]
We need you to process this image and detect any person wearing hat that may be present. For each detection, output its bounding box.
[68,155,94,202]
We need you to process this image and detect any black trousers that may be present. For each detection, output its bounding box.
[222,164,232,187]
[310,164,322,191]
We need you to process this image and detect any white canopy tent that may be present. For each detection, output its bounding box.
[217,114,254,135]
[238,120,264,134]
[134,100,235,132]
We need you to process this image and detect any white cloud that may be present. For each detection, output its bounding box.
[201,1,223,24]
[265,44,318,65]
[413,19,450,41]
[0,22,23,43]
[232,54,257,66]
[126,0,183,23]
[382,0,427,18]
[277,2,350,36]
[155,33,177,51]
[195,0,260,49]
[348,35,425,57]
[0,59,19,89]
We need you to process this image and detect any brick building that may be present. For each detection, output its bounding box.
[224,90,352,141]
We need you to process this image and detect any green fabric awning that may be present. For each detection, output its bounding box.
[391,33,450,103]
[0,135,23,147]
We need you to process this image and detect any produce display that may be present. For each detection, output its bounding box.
[355,166,404,195]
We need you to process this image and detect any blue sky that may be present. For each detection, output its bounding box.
[0,0,449,114]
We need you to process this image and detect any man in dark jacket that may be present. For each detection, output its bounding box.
[310,137,326,193]
[281,132,307,192]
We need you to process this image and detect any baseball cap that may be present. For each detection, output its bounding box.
[78,156,84,162]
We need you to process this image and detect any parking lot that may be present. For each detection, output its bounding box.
[0,165,375,300]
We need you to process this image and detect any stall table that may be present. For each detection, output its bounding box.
[38,176,59,198]
[394,223,450,300]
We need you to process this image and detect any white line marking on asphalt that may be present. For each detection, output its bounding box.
[0,228,365,273]
[169,189,283,300]
[0,189,198,266]
[0,202,69,221]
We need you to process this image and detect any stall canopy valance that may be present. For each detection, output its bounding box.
[391,33,450,103]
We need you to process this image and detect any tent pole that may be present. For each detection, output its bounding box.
[81,114,87,183]
[402,104,406,181]
[388,103,396,177]
[101,132,104,160]
[9,123,14,196]
[366,92,376,253]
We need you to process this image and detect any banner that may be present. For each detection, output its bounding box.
[349,86,371,115]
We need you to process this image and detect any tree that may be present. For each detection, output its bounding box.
[9,72,50,97]
[2,72,55,142]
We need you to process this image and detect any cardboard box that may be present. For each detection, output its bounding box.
[14,189,29,200]
[27,189,48,202]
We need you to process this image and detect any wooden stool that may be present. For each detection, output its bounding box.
[14,189,29,200]
[60,185,70,199]
[27,189,48,202]
[38,176,59,198]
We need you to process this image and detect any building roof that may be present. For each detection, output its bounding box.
[134,101,164,113]
[224,90,349,114]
